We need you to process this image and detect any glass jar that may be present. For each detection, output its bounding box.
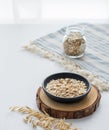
[63,26,86,58]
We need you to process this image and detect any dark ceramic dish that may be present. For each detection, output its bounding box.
[42,72,91,103]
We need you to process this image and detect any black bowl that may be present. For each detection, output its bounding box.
[42,72,91,103]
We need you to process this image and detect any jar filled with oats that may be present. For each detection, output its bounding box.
[63,26,86,58]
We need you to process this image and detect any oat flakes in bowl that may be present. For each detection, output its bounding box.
[42,72,91,103]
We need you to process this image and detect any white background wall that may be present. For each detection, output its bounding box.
[0,0,109,24]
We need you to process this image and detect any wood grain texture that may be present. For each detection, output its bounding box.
[36,86,101,119]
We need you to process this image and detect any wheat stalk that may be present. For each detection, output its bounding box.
[10,106,78,130]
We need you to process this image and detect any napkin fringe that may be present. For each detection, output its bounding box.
[23,43,109,92]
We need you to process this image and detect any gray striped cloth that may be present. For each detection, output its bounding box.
[33,23,109,82]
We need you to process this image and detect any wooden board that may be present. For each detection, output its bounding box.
[36,86,101,119]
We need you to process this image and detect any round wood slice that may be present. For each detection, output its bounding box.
[36,86,101,119]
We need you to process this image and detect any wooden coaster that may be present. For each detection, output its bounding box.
[36,86,101,119]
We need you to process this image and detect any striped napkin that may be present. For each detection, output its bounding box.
[24,23,109,91]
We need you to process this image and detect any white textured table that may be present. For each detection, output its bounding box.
[0,24,109,130]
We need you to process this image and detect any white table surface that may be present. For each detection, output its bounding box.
[0,24,109,130]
